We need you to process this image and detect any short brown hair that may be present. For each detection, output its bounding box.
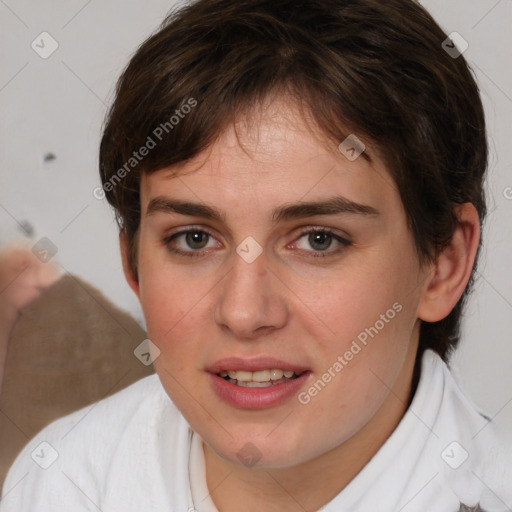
[99,0,487,362]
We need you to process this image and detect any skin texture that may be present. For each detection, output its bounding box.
[121,96,480,511]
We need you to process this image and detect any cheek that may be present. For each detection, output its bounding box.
[136,270,194,374]
[295,318,413,453]
[137,240,203,335]
[294,250,417,408]
[295,259,408,349]
[139,264,210,410]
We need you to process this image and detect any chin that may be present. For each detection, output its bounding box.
[206,428,315,470]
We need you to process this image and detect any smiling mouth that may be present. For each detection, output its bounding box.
[217,369,303,387]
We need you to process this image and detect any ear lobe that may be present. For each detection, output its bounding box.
[417,203,481,323]
[120,232,140,298]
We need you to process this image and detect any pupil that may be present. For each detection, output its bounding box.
[186,232,208,249]
[309,232,331,251]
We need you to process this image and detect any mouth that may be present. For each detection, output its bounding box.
[207,357,311,409]
[217,368,303,388]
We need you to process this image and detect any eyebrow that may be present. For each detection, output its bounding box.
[146,196,379,224]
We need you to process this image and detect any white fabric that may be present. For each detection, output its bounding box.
[0,349,510,512]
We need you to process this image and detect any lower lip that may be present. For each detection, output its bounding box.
[209,372,310,409]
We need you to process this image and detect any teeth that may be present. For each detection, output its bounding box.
[234,370,252,381]
[253,370,270,382]
[270,369,284,380]
[219,368,298,383]
[237,381,273,388]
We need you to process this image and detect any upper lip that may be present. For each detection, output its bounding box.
[207,357,310,374]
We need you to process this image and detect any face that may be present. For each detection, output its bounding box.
[130,96,428,469]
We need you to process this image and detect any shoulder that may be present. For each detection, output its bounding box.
[0,374,189,511]
[22,373,172,450]
[430,351,512,509]
[477,430,512,510]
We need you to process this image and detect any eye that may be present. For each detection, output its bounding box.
[292,227,352,257]
[162,226,352,259]
[162,228,219,257]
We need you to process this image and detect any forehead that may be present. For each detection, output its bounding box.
[140,96,400,220]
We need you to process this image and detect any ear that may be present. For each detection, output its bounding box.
[120,232,140,299]
[417,203,481,322]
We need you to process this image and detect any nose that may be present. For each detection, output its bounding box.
[213,247,289,340]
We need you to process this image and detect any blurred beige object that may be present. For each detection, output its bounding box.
[0,243,61,321]
[0,273,154,487]
[0,243,61,390]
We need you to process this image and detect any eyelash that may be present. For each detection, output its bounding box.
[162,226,352,259]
